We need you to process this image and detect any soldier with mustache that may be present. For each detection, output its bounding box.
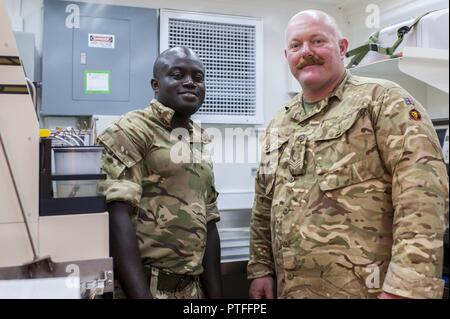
[247,10,448,299]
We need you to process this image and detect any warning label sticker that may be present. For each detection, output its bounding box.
[88,34,115,49]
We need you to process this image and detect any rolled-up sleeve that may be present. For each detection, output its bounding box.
[97,125,144,210]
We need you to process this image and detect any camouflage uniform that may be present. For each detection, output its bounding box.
[97,99,220,299]
[248,71,449,299]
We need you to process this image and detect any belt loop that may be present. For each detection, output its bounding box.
[150,267,159,296]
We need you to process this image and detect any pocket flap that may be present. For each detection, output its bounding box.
[318,153,385,191]
[264,133,290,154]
[313,106,368,142]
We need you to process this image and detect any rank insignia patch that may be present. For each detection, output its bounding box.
[404,97,415,105]
[409,109,422,121]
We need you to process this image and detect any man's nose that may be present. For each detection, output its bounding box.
[183,76,196,88]
[299,42,313,57]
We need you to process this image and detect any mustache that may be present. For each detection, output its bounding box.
[296,55,325,69]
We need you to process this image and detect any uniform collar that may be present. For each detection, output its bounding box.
[149,99,211,144]
[150,99,176,128]
[287,70,351,123]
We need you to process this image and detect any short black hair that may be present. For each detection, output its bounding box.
[153,46,203,78]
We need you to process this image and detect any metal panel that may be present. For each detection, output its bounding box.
[72,16,130,102]
[42,0,158,116]
[39,213,109,262]
[0,257,114,297]
[0,222,38,267]
[217,210,251,263]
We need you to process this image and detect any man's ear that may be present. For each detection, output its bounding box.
[339,38,349,60]
[151,78,159,94]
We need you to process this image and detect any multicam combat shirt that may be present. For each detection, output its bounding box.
[248,71,449,299]
[98,99,219,276]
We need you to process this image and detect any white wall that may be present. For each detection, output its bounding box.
[427,86,449,120]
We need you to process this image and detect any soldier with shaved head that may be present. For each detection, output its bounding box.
[97,47,223,299]
[248,10,448,299]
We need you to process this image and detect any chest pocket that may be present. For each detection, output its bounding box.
[311,106,385,191]
[260,134,289,196]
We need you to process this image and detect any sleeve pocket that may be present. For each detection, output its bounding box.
[98,126,142,168]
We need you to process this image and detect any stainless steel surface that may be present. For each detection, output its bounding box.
[219,228,250,262]
[0,257,114,297]
[218,209,251,262]
[217,209,251,229]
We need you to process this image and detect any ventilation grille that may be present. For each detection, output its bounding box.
[161,10,263,124]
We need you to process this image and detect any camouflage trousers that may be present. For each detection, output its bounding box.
[114,267,205,299]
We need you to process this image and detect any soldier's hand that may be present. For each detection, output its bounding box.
[249,276,274,299]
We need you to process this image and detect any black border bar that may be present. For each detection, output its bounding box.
[39,196,107,216]
[52,174,107,181]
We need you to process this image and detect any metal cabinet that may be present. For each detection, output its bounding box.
[41,0,158,116]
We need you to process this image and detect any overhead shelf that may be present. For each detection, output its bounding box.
[351,47,449,94]
[350,47,449,121]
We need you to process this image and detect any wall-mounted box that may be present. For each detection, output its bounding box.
[41,0,158,116]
